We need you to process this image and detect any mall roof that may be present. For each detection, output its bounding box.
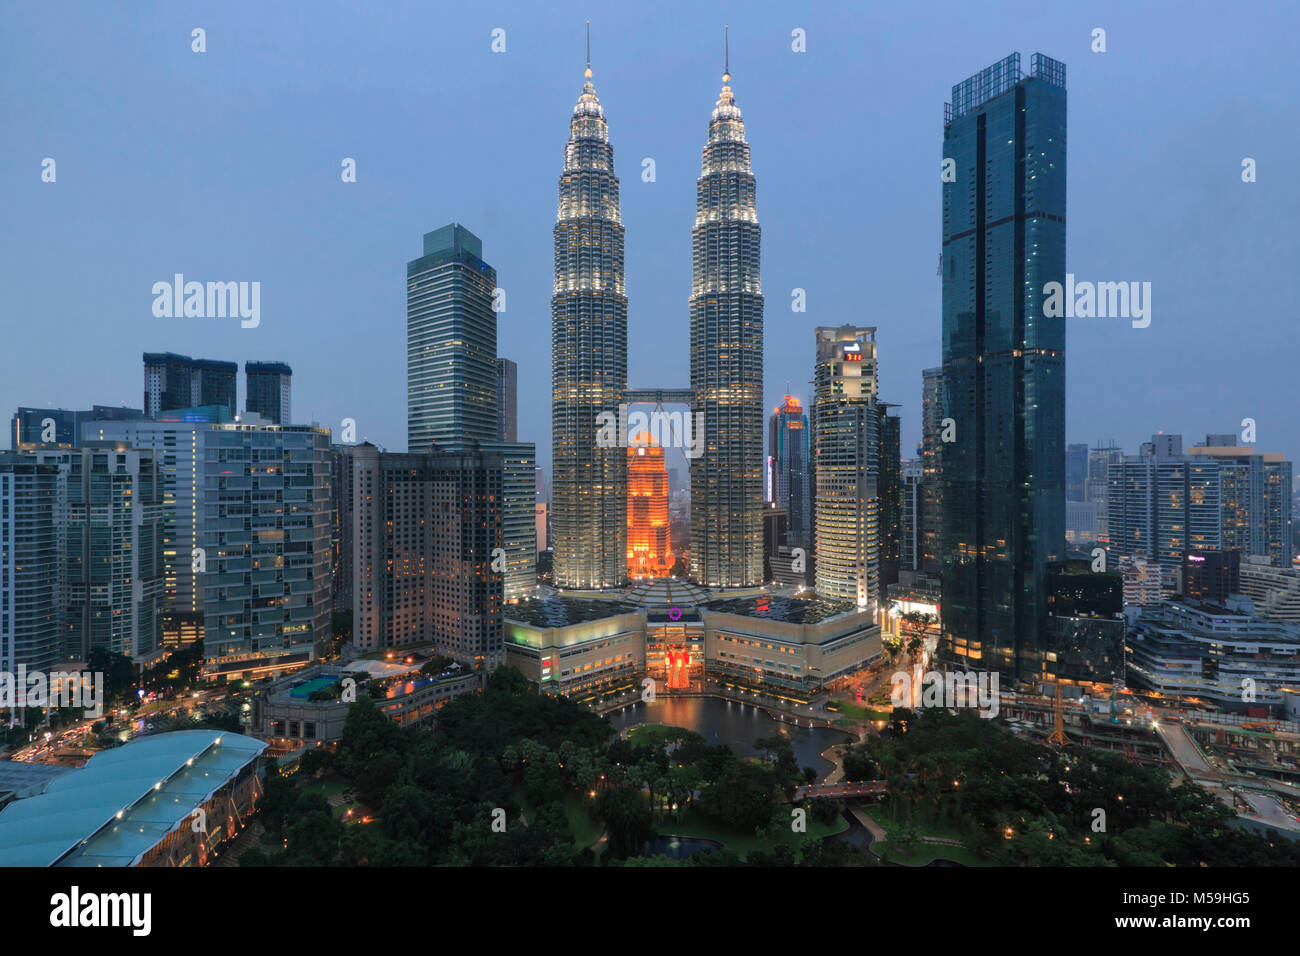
[0,729,266,867]
[703,594,858,624]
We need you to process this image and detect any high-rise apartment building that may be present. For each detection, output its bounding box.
[0,454,59,675]
[408,224,498,451]
[84,409,234,649]
[496,358,518,442]
[1066,443,1089,501]
[812,326,879,607]
[25,444,164,664]
[628,431,672,579]
[690,51,764,589]
[351,443,503,669]
[480,440,538,602]
[245,362,292,425]
[200,422,332,679]
[143,353,237,420]
[901,458,923,572]
[551,50,628,589]
[939,53,1068,680]
[766,396,809,549]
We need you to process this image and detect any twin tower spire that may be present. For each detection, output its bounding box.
[551,23,763,591]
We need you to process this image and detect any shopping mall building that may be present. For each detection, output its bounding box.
[505,579,882,703]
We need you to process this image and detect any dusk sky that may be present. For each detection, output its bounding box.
[3,0,1297,477]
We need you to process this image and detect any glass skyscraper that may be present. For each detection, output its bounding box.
[939,53,1067,681]
[551,47,627,589]
[690,52,764,588]
[408,223,498,452]
[767,396,809,549]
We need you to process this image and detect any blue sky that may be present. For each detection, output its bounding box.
[3,0,1297,477]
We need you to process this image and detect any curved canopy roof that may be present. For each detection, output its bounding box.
[0,729,265,867]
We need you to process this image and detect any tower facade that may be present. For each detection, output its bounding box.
[939,53,1067,680]
[813,327,880,607]
[408,224,498,451]
[690,51,764,588]
[767,396,810,549]
[550,46,627,589]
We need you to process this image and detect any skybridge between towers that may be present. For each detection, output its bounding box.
[623,387,694,406]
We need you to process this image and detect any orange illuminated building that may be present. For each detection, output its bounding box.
[627,431,672,578]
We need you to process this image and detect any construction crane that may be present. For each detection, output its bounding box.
[1047,681,1071,747]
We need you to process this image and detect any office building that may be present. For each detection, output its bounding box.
[767,396,810,550]
[408,224,498,451]
[919,367,944,574]
[496,358,518,442]
[877,405,901,593]
[690,50,764,589]
[1085,443,1122,541]
[244,362,292,425]
[1183,549,1241,604]
[1044,560,1125,684]
[812,326,880,607]
[1127,600,1300,713]
[200,422,333,680]
[481,440,538,602]
[901,458,922,573]
[762,503,788,584]
[10,406,143,450]
[939,53,1068,680]
[1066,443,1089,502]
[551,50,628,589]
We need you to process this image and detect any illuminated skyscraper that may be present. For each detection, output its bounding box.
[767,396,809,549]
[690,35,764,588]
[627,431,672,579]
[939,53,1067,680]
[813,326,880,607]
[551,31,627,589]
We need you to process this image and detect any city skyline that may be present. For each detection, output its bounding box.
[4,2,1297,477]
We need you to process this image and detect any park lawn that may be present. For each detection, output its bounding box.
[864,809,995,867]
[627,723,688,744]
[306,777,350,802]
[659,806,848,861]
[564,794,603,850]
[872,840,995,867]
[827,700,891,722]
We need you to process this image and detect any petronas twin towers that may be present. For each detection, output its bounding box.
[551,31,764,590]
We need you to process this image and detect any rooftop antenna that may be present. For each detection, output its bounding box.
[723,24,730,82]
[585,20,591,79]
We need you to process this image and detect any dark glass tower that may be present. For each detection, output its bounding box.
[408,224,498,451]
[245,361,292,425]
[690,40,764,588]
[939,53,1067,681]
[767,396,809,548]
[551,36,627,588]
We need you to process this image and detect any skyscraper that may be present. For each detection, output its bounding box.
[919,367,944,573]
[245,361,292,425]
[939,53,1067,681]
[25,444,164,664]
[351,443,503,669]
[408,223,498,451]
[813,326,880,607]
[877,405,901,592]
[496,357,518,442]
[0,454,58,675]
[1066,443,1089,501]
[767,396,809,549]
[627,431,672,579]
[690,39,764,588]
[200,422,333,679]
[142,353,237,420]
[551,38,627,589]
